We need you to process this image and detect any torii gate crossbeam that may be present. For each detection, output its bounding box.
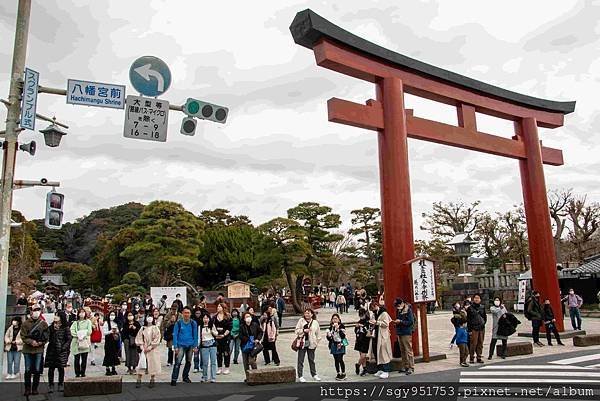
[290,9,575,355]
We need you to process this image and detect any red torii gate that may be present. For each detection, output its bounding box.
[290,10,575,353]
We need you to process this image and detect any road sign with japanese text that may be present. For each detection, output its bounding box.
[123,95,169,142]
[67,79,125,109]
[411,257,436,303]
[20,68,39,130]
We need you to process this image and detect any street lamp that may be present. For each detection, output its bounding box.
[447,232,477,282]
[39,119,67,147]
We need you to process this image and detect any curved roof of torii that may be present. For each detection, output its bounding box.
[290,9,575,115]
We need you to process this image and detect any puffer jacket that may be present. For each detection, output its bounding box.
[4,326,23,352]
[45,323,72,368]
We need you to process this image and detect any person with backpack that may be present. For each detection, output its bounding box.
[543,298,564,346]
[170,307,198,386]
[466,294,487,364]
[561,289,583,331]
[525,291,544,347]
[488,297,508,360]
[393,298,415,375]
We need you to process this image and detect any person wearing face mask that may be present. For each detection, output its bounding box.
[102,313,121,376]
[45,312,71,393]
[192,308,204,373]
[525,290,544,347]
[561,288,583,331]
[240,312,263,379]
[4,317,23,380]
[121,312,141,374]
[20,305,49,396]
[135,315,161,388]
[70,308,92,377]
[542,298,564,346]
[199,313,218,383]
[488,297,508,360]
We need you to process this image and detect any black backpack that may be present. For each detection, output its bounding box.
[523,297,533,320]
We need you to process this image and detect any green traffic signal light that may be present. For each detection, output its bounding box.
[187,100,200,115]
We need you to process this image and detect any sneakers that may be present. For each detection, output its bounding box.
[298,376,306,383]
[183,377,192,383]
[216,368,222,375]
[335,373,341,380]
[166,363,172,367]
[476,359,484,364]
[380,372,389,379]
[313,375,322,381]
[359,369,367,377]
[193,369,199,373]
[405,368,414,375]
[535,342,545,347]
[449,343,454,349]
[460,362,469,367]
[223,369,230,375]
[374,370,383,377]
[339,373,346,380]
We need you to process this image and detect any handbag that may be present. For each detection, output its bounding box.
[249,342,264,358]
[90,326,102,343]
[341,338,349,347]
[291,336,304,352]
[76,322,90,350]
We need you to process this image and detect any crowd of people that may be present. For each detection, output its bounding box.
[3,285,588,396]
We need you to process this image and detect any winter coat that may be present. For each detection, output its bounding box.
[70,319,92,355]
[542,304,557,325]
[466,303,487,331]
[353,317,371,354]
[213,315,233,341]
[455,326,468,345]
[135,325,161,376]
[368,307,393,365]
[326,323,346,355]
[294,318,321,350]
[4,326,23,352]
[20,317,49,354]
[490,305,508,340]
[102,332,121,367]
[526,296,543,320]
[45,323,72,368]
[240,321,263,350]
[497,313,520,338]
[395,305,415,336]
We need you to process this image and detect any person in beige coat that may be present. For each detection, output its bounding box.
[294,309,321,383]
[4,317,23,379]
[368,301,393,379]
[135,315,162,388]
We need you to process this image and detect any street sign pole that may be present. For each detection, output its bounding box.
[0,0,32,383]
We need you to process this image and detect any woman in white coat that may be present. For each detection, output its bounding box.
[294,308,321,383]
[135,315,161,388]
[368,301,393,379]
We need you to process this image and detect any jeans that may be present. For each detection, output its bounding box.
[200,346,217,382]
[569,307,582,330]
[532,319,542,343]
[74,353,88,376]
[171,346,194,382]
[263,340,280,365]
[23,353,43,390]
[48,367,65,385]
[230,336,241,363]
[297,348,316,378]
[7,350,21,375]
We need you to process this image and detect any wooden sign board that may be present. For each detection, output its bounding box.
[410,258,436,303]
[227,282,250,299]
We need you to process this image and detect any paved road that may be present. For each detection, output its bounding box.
[4,348,598,401]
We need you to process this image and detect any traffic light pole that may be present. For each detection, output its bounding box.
[0,0,31,383]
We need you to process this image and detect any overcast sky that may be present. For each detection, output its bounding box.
[1,0,598,239]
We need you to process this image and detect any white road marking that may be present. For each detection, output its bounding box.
[480,364,593,370]
[460,378,600,383]
[216,395,255,401]
[550,353,600,365]
[461,371,600,377]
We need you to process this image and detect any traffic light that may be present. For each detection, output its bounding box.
[44,190,64,229]
[183,98,228,124]
[180,116,197,136]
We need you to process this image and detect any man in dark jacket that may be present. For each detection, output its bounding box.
[275,293,285,328]
[526,291,544,347]
[466,294,487,364]
[20,305,49,396]
[393,298,414,375]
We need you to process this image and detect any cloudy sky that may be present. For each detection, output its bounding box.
[1,0,598,239]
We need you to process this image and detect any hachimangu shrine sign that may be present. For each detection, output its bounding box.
[290,10,575,356]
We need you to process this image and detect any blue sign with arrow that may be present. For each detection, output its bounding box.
[129,56,171,97]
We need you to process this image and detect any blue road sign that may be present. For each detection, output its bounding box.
[129,56,171,97]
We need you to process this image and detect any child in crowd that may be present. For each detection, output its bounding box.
[452,305,469,367]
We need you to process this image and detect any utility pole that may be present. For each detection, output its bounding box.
[0,0,31,382]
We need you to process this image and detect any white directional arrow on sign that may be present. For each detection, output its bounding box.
[134,63,165,92]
